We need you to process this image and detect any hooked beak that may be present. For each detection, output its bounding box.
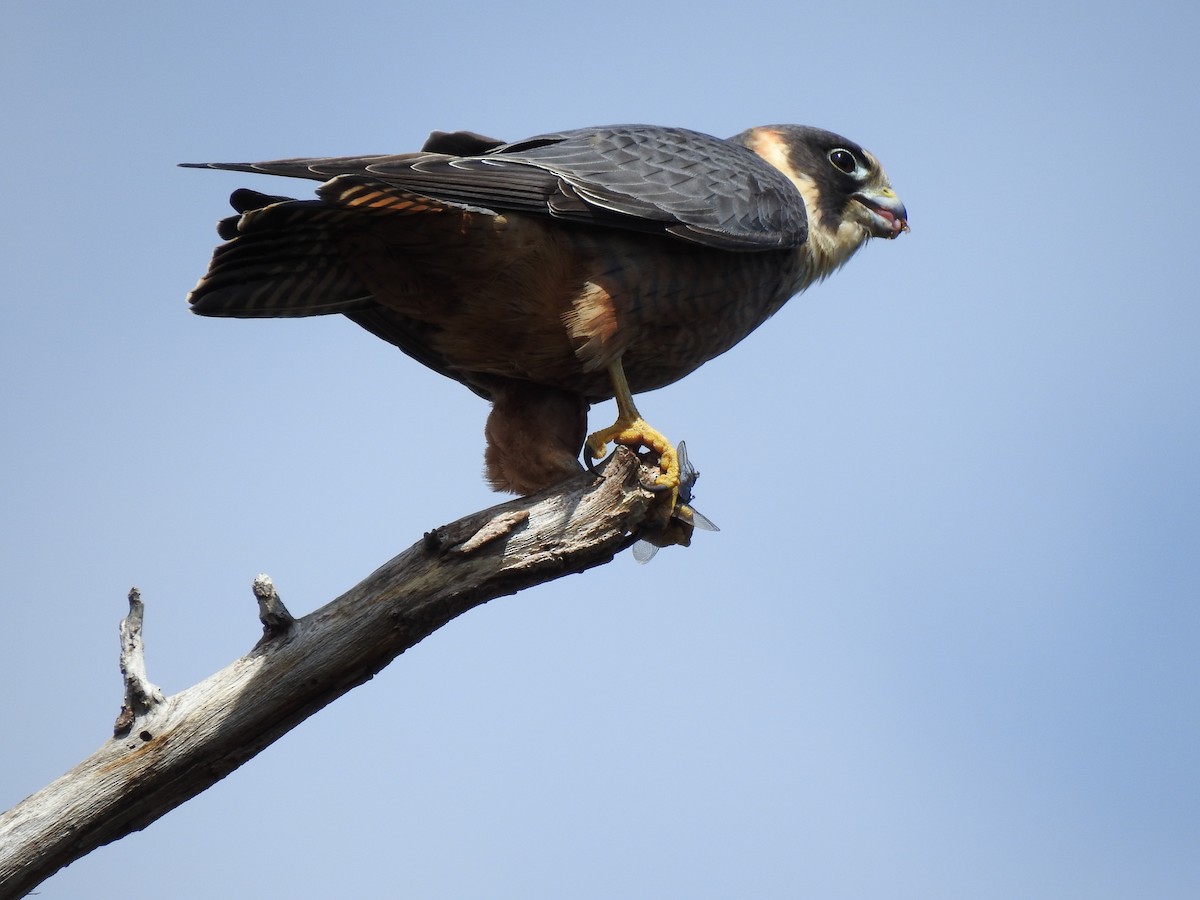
[851,186,909,238]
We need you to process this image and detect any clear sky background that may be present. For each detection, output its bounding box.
[2,2,1197,898]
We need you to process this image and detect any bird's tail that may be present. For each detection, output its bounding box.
[187,186,383,318]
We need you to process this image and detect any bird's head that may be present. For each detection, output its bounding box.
[734,125,908,279]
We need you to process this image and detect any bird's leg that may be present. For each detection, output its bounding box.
[585,359,680,500]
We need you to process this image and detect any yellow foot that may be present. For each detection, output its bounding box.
[587,360,680,507]
[585,416,680,498]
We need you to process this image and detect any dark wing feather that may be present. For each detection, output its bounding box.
[183,125,808,251]
[419,130,505,155]
[485,127,799,237]
[181,155,414,181]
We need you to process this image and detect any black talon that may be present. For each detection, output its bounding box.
[640,474,672,492]
[583,445,610,476]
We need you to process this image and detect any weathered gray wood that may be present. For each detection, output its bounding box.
[0,451,654,899]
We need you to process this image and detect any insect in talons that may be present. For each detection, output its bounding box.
[632,441,720,563]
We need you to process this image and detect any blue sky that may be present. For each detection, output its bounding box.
[2,1,1197,897]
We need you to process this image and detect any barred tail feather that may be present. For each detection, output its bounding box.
[188,189,376,318]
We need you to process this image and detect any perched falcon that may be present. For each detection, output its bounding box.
[185,124,907,506]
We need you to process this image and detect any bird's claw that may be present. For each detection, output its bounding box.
[640,474,674,493]
[584,417,680,496]
[583,441,676,494]
[582,443,609,477]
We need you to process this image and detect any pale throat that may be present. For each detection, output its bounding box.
[785,170,869,283]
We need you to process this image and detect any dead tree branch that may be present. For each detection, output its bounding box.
[0,450,654,899]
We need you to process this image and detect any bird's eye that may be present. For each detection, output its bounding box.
[829,148,858,174]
